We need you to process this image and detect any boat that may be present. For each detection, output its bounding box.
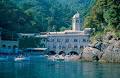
[30,55,45,58]
[56,55,65,61]
[14,55,30,61]
[47,55,65,61]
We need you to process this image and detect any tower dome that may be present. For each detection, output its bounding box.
[72,12,80,19]
[72,12,80,31]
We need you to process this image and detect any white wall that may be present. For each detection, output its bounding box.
[0,40,19,53]
[46,34,90,54]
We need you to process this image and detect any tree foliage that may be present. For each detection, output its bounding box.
[84,0,120,33]
[0,0,38,32]
[0,0,95,32]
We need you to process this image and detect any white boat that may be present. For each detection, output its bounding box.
[14,56,30,61]
[56,55,65,61]
[48,55,65,61]
[30,55,45,58]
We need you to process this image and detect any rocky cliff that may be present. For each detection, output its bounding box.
[82,32,120,63]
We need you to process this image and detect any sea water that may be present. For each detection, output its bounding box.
[0,58,120,78]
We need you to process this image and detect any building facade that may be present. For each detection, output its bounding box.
[40,13,92,54]
[0,31,19,53]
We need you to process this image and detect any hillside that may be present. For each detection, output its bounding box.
[84,0,120,38]
[0,0,95,32]
[0,0,36,33]
[82,0,120,63]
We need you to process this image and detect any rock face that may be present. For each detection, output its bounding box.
[82,32,120,63]
[99,40,120,63]
[82,47,103,61]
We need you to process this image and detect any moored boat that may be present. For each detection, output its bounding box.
[14,55,30,61]
[47,55,65,61]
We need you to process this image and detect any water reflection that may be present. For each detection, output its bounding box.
[0,60,120,78]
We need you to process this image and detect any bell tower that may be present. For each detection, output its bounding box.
[72,12,80,31]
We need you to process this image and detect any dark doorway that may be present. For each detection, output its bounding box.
[59,51,66,55]
[68,51,79,55]
[47,51,56,55]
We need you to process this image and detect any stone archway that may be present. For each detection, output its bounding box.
[59,51,66,55]
[47,51,56,55]
[68,51,79,55]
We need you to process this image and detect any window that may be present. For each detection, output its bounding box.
[74,39,78,42]
[76,19,79,23]
[74,45,78,48]
[49,38,54,42]
[59,46,61,49]
[52,39,54,42]
[68,44,71,48]
[57,39,61,42]
[79,40,81,42]
[83,39,86,42]
[65,39,69,43]
[62,46,65,49]
[80,46,84,49]
[87,40,90,42]
[53,45,56,49]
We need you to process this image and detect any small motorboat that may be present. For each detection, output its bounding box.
[30,55,46,58]
[14,55,30,61]
[47,55,65,61]
[56,55,65,61]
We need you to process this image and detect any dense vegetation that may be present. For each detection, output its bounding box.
[0,0,36,32]
[1,0,120,48]
[84,0,120,38]
[0,0,95,32]
[19,37,40,49]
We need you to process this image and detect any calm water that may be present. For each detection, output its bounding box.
[0,58,120,78]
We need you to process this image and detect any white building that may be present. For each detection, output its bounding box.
[41,13,92,54]
[0,31,19,53]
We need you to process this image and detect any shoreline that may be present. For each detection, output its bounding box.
[1,54,120,64]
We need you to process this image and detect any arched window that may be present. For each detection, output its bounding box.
[76,19,79,23]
